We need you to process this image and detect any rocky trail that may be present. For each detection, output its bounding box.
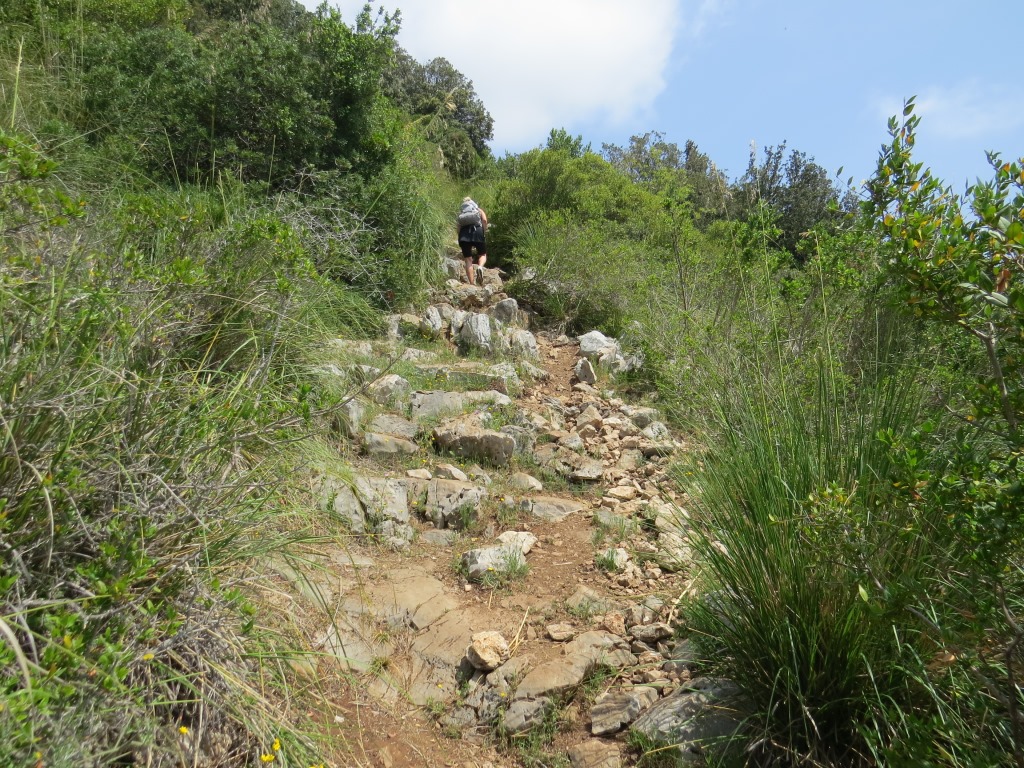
[256,255,737,768]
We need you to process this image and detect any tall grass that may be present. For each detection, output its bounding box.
[672,337,1024,766]
[0,140,380,763]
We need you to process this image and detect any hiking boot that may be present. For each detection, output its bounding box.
[476,265,484,283]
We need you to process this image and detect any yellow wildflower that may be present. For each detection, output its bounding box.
[178,726,188,735]
[142,653,154,661]
[261,754,275,763]
[272,738,281,752]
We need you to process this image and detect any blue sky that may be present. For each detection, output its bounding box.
[306,0,1023,191]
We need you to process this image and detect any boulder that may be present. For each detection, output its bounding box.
[564,631,636,669]
[433,415,516,467]
[566,586,613,615]
[491,297,520,325]
[576,405,603,431]
[514,653,594,700]
[496,530,538,554]
[629,678,745,763]
[424,478,487,530]
[578,330,620,361]
[458,312,492,353]
[415,362,519,395]
[599,547,631,572]
[507,329,539,360]
[533,443,604,481]
[353,477,409,525]
[591,687,659,735]
[629,623,674,644]
[546,624,576,642]
[319,477,365,533]
[500,425,537,456]
[502,698,551,734]
[434,462,469,482]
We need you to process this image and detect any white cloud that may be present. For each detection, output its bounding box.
[875,82,1024,142]
[302,0,686,152]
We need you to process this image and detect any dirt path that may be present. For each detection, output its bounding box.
[257,265,694,768]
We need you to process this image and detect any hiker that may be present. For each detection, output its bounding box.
[457,197,488,285]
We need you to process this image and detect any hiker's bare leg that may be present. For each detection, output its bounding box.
[478,254,487,270]
[464,257,475,285]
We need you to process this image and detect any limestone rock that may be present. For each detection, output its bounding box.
[433,415,516,467]
[461,545,526,582]
[353,477,409,525]
[458,312,493,353]
[367,374,411,406]
[578,330,620,361]
[363,432,419,457]
[528,496,587,523]
[641,421,671,441]
[599,548,630,572]
[566,586,613,615]
[508,329,539,360]
[514,653,594,700]
[533,443,604,482]
[500,425,537,456]
[568,741,621,768]
[502,698,551,734]
[576,405,604,431]
[629,623,674,644]
[564,631,636,669]
[629,678,745,762]
[510,472,543,492]
[416,362,519,395]
[368,413,419,440]
[467,631,510,671]
[574,357,597,385]
[424,478,487,530]
[628,407,659,429]
[410,390,512,422]
[590,687,659,735]
[434,462,469,482]
[334,398,367,438]
[419,528,458,547]
[420,305,444,339]
[320,477,365,533]
[601,612,627,637]
[491,297,520,325]
[496,530,538,554]
[546,624,576,642]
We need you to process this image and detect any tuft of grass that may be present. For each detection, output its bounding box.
[677,361,949,766]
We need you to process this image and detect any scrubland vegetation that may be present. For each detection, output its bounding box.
[1,1,1021,765]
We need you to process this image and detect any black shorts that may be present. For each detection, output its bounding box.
[460,240,487,260]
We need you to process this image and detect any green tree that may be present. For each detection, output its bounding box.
[736,142,844,258]
[384,49,493,178]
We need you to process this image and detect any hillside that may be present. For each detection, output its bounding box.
[2,2,1022,767]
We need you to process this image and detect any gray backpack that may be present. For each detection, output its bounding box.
[458,199,482,227]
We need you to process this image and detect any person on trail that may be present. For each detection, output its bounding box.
[457,197,488,285]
